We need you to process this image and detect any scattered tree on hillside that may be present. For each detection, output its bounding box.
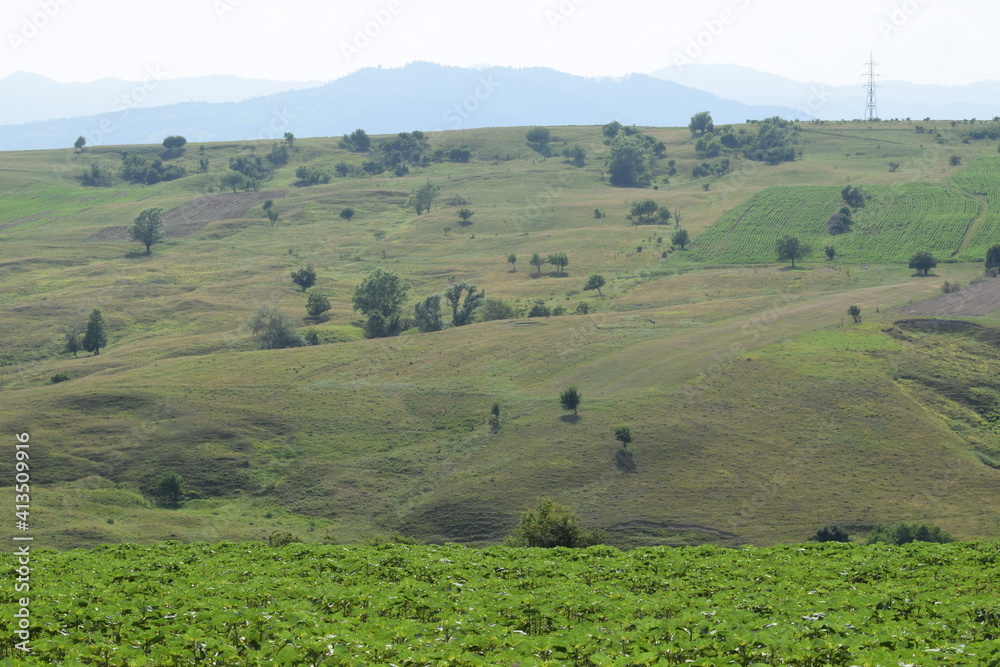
[614,426,633,450]
[526,127,551,146]
[248,305,304,349]
[444,282,484,327]
[341,128,371,152]
[909,251,937,276]
[129,207,165,255]
[583,274,606,295]
[813,525,850,542]
[64,324,82,358]
[162,135,187,155]
[607,133,651,187]
[775,235,811,268]
[985,243,1000,273]
[841,185,869,209]
[157,472,184,506]
[547,253,569,275]
[560,386,581,414]
[82,308,107,356]
[671,228,690,250]
[629,199,659,223]
[266,143,289,168]
[306,293,331,319]
[489,403,501,431]
[352,268,410,338]
[228,154,271,190]
[283,131,295,147]
[74,136,86,151]
[266,209,280,226]
[507,253,517,272]
[688,111,714,136]
[409,180,440,215]
[826,206,853,235]
[457,208,474,225]
[528,302,551,317]
[950,155,961,166]
[563,144,587,166]
[414,294,444,332]
[504,496,604,548]
[290,266,316,292]
[478,298,518,321]
[263,200,273,211]
[340,207,355,221]
[847,305,862,324]
[294,165,331,185]
[220,172,246,192]
[888,161,900,172]
[530,252,546,275]
[824,245,837,260]
[865,521,954,545]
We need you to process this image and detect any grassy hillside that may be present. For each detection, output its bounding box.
[1,120,999,549]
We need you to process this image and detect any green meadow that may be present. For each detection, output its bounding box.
[1,119,999,549]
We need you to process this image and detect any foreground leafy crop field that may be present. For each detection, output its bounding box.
[3,541,998,665]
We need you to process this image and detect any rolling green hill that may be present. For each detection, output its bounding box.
[1,120,999,549]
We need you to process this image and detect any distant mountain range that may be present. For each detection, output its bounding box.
[651,64,1000,121]
[2,62,997,151]
[0,63,799,150]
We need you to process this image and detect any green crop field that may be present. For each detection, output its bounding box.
[687,183,982,264]
[3,541,998,665]
[952,156,1000,260]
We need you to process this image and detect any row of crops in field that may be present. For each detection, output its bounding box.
[952,156,1000,260]
[687,183,982,264]
[4,540,999,665]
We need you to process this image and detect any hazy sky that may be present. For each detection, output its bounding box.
[3,0,997,86]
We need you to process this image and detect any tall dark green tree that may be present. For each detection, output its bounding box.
[414,294,444,332]
[986,243,1000,271]
[444,282,484,327]
[775,235,811,268]
[909,251,937,276]
[688,111,714,136]
[157,472,184,505]
[560,386,581,414]
[74,136,86,151]
[82,308,107,355]
[306,293,331,319]
[352,268,410,338]
[291,266,316,292]
[614,426,633,450]
[671,228,690,250]
[607,133,650,187]
[129,207,165,255]
[847,305,862,323]
[584,274,606,295]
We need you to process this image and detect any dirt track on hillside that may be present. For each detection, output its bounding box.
[89,190,287,240]
[897,277,1000,316]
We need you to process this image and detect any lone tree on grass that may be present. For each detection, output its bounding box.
[74,136,86,151]
[82,308,107,356]
[248,306,304,349]
[614,426,633,450]
[489,403,501,431]
[825,245,837,260]
[507,253,517,271]
[162,135,187,155]
[291,266,317,292]
[64,324,82,357]
[306,293,331,319]
[985,243,1000,273]
[266,209,280,226]
[560,386,581,415]
[909,251,937,276]
[776,235,811,268]
[129,207,165,255]
[505,496,604,548]
[457,208,474,225]
[444,282,485,327]
[157,472,184,506]
[340,207,355,221]
[547,252,569,275]
[530,252,546,275]
[847,305,862,324]
[584,274,606,295]
[409,180,440,215]
[671,228,690,250]
[352,268,410,338]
